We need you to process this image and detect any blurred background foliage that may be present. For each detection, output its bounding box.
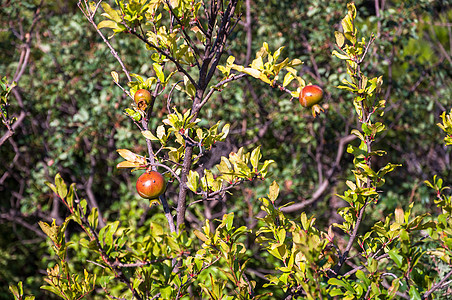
[0,0,451,298]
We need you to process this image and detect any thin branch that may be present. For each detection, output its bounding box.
[332,201,369,276]
[242,272,255,298]
[429,25,452,65]
[176,255,222,299]
[0,128,14,147]
[160,193,176,233]
[357,35,376,64]
[164,0,202,67]
[77,0,132,82]
[1,2,42,146]
[13,46,31,83]
[0,110,27,147]
[198,73,247,109]
[422,269,452,299]
[189,180,242,207]
[124,26,198,89]
[204,1,240,88]
[380,277,410,299]
[112,256,173,268]
[281,134,356,213]
[0,212,47,239]
[343,253,389,277]
[147,161,182,183]
[176,144,194,232]
[13,0,42,82]
[85,154,106,228]
[167,79,184,112]
[244,0,252,66]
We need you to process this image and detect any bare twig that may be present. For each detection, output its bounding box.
[124,26,198,88]
[358,35,376,64]
[422,269,452,299]
[164,0,202,67]
[198,73,247,108]
[85,154,106,228]
[0,111,26,147]
[77,0,132,82]
[0,212,47,239]
[160,193,176,233]
[343,253,389,277]
[167,80,184,112]
[281,134,356,213]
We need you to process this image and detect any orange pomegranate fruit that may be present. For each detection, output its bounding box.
[136,171,166,199]
[134,89,152,111]
[299,85,324,108]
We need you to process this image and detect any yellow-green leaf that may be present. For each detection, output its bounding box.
[100,3,121,22]
[117,149,139,161]
[111,71,119,83]
[332,50,350,60]
[116,161,142,169]
[193,229,208,242]
[97,20,120,30]
[335,31,345,48]
[268,181,279,202]
[142,130,158,141]
[283,72,295,87]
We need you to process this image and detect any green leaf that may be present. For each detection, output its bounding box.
[259,159,275,177]
[283,72,295,87]
[97,20,120,30]
[332,50,350,60]
[251,56,264,70]
[40,286,65,298]
[387,278,400,299]
[276,228,286,243]
[9,284,20,299]
[45,181,57,195]
[187,170,199,193]
[55,173,67,199]
[250,146,261,171]
[110,71,119,83]
[160,286,173,298]
[329,288,344,297]
[328,278,355,293]
[273,46,284,62]
[88,207,98,230]
[142,130,158,141]
[388,249,403,268]
[268,181,279,202]
[100,2,121,22]
[153,63,164,83]
[356,269,370,286]
[409,286,421,300]
[223,212,234,231]
[116,149,140,162]
[219,123,230,140]
[193,229,208,242]
[377,163,401,177]
[335,31,345,48]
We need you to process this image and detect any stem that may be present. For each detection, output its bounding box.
[422,269,452,299]
[160,193,176,233]
[332,33,376,277]
[78,1,132,82]
[333,201,369,276]
[176,143,194,232]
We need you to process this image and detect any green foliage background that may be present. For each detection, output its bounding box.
[1,0,451,298]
